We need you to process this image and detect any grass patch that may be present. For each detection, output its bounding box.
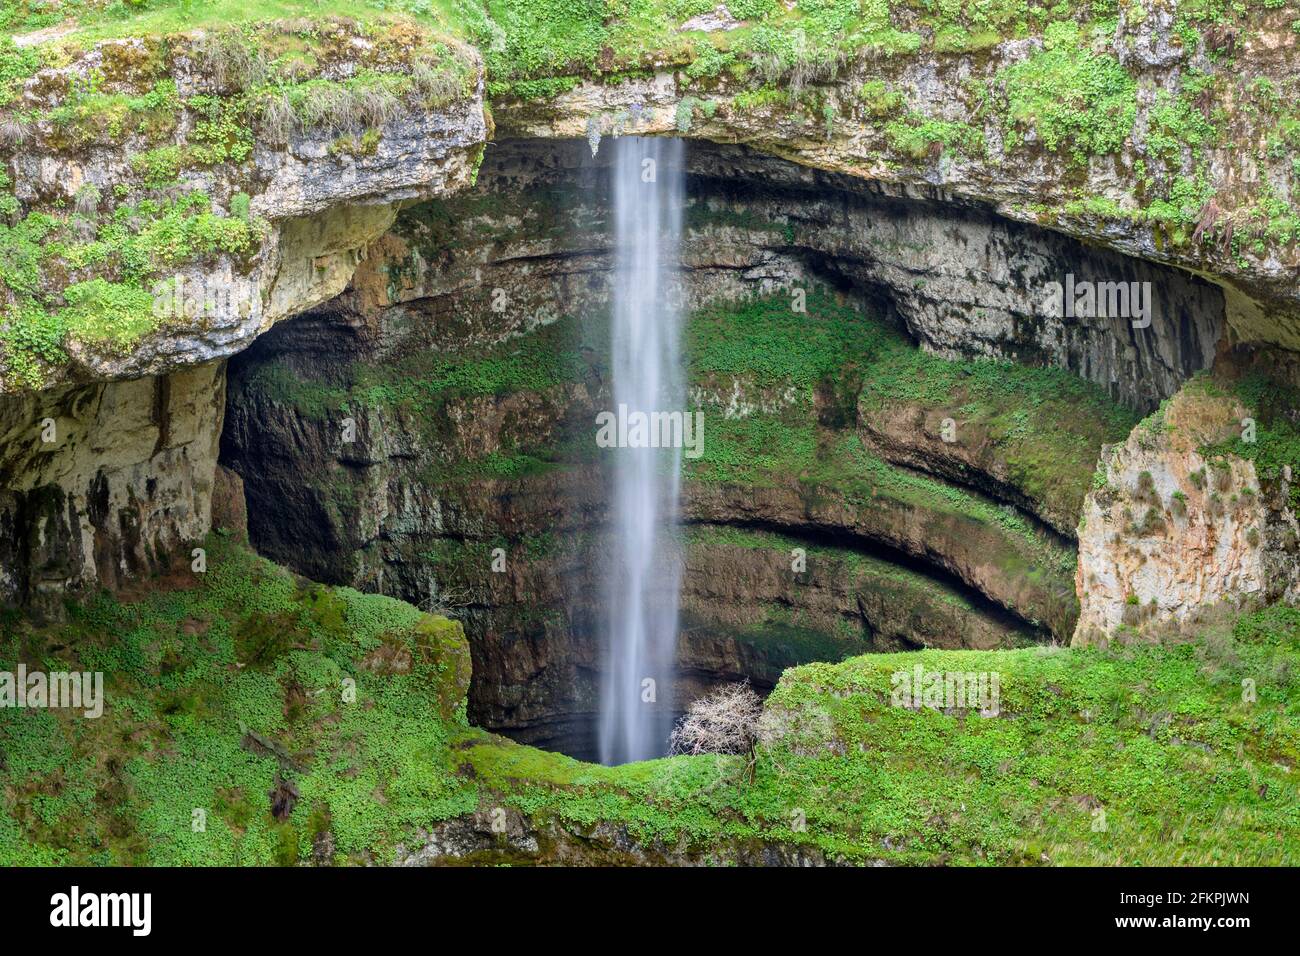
[0,536,473,865]
[466,603,1300,864]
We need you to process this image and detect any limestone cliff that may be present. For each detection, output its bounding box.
[2,19,486,393]
[1074,376,1300,643]
[0,359,223,618]
[0,17,487,613]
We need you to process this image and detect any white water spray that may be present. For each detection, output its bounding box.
[598,136,686,765]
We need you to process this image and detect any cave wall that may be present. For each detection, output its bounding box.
[0,360,224,620]
[226,138,1232,750]
[686,145,1227,413]
[325,139,1227,413]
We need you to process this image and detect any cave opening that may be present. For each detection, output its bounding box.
[217,136,1227,761]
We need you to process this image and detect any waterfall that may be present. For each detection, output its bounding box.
[597,136,686,765]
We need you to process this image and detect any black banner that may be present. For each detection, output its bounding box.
[0,866,1281,943]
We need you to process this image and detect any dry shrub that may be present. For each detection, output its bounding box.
[0,116,31,148]
[670,682,762,758]
[256,90,295,145]
[411,60,464,107]
[352,83,400,129]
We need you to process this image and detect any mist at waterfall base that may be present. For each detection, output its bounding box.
[597,136,687,766]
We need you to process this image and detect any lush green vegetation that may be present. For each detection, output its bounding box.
[1196,371,1300,512]
[0,185,267,385]
[468,602,1300,864]
[3,0,1298,384]
[686,291,1134,537]
[687,522,993,620]
[687,292,881,390]
[995,20,1135,164]
[0,13,476,387]
[4,536,1294,865]
[0,535,473,865]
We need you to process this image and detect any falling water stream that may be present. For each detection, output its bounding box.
[597,136,686,765]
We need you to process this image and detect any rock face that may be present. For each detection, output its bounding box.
[393,802,832,866]
[2,26,488,394]
[1074,380,1300,644]
[686,148,1224,413]
[0,360,224,619]
[330,138,1225,413]
[3,9,1298,743]
[0,23,488,615]
[681,527,1032,654]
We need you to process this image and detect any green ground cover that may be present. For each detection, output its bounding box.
[4,537,1294,864]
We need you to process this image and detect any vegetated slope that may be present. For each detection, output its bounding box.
[2,537,1296,865]
[466,603,1300,865]
[0,537,475,865]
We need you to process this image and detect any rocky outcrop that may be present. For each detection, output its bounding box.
[1,22,488,393]
[681,526,1034,652]
[0,22,489,613]
[0,359,224,618]
[1074,378,1300,644]
[393,797,833,866]
[494,14,1299,356]
[684,481,1074,639]
[3,4,1295,397]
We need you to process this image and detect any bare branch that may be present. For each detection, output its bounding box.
[669,682,763,758]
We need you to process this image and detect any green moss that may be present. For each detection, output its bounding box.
[687,292,882,391]
[46,77,181,147]
[57,278,158,349]
[1,189,268,386]
[995,20,1137,164]
[462,602,1300,865]
[1200,372,1300,512]
[731,85,790,111]
[688,291,1136,524]
[0,537,474,866]
[856,79,903,117]
[886,111,984,159]
[0,34,40,106]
